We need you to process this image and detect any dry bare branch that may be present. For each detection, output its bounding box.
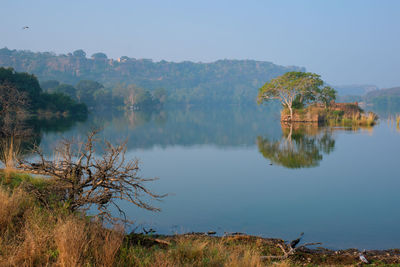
[20,128,166,224]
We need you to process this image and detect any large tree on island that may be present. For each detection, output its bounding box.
[257,71,334,120]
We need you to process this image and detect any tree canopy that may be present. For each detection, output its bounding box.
[317,86,336,108]
[0,67,42,109]
[76,80,104,106]
[257,71,336,120]
[73,49,86,58]
[91,52,108,60]
[0,67,87,117]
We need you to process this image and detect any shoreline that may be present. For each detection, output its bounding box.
[126,232,400,265]
[1,170,399,265]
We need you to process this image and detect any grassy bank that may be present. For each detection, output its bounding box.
[324,110,378,127]
[282,104,378,127]
[1,171,400,266]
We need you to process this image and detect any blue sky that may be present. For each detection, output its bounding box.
[1,0,399,87]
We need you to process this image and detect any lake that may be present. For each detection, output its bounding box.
[36,105,400,250]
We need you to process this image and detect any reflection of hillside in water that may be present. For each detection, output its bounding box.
[369,103,400,119]
[38,107,283,153]
[257,123,339,169]
[0,115,87,162]
[105,107,282,149]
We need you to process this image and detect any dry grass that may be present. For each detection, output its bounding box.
[336,112,377,127]
[396,115,400,128]
[116,234,278,267]
[0,187,55,266]
[54,216,124,267]
[55,217,89,267]
[11,208,55,266]
[0,188,30,231]
[0,137,22,171]
[0,180,356,267]
[90,222,125,267]
[363,112,378,126]
[289,105,378,128]
[0,177,124,267]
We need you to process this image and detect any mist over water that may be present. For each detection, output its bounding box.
[35,106,400,249]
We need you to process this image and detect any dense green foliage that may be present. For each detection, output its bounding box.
[0,67,87,116]
[40,92,87,115]
[317,86,336,108]
[41,79,166,110]
[0,48,304,105]
[0,67,42,110]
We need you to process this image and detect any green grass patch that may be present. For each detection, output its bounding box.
[0,170,48,190]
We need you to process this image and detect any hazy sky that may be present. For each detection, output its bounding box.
[1,0,400,87]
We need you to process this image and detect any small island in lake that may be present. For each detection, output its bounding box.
[258,71,378,126]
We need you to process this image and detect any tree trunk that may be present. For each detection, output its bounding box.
[286,122,293,144]
[288,106,293,122]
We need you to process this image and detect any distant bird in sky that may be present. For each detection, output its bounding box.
[22,26,29,30]
[359,250,369,264]
[290,232,304,249]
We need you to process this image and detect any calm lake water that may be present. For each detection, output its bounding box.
[37,106,400,250]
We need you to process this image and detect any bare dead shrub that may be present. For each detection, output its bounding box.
[20,129,165,223]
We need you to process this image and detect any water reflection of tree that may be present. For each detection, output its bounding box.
[92,107,278,150]
[31,106,281,154]
[125,110,167,129]
[257,123,335,168]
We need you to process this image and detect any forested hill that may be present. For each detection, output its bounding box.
[0,48,304,104]
[363,87,400,113]
[364,87,400,99]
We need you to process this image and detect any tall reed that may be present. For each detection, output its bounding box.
[0,137,21,170]
[365,112,377,126]
[347,112,377,127]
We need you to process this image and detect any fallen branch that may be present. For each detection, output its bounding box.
[154,238,171,246]
[261,240,322,260]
